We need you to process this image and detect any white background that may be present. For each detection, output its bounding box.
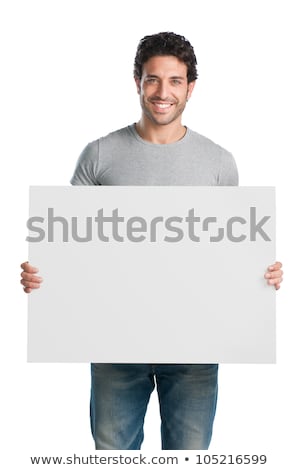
[1,0,298,467]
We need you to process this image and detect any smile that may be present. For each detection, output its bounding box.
[154,103,173,109]
[150,101,174,112]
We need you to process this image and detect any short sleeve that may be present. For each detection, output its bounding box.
[218,152,239,186]
[70,140,101,186]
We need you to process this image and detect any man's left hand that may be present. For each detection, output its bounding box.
[265,261,283,290]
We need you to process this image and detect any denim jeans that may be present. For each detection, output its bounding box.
[90,363,218,450]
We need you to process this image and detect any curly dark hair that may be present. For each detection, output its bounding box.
[134,32,198,83]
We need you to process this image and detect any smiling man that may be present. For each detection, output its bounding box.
[21,32,283,450]
[136,55,195,137]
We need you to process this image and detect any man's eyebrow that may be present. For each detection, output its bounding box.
[169,75,185,80]
[144,74,186,80]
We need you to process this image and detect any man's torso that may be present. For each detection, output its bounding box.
[71,124,238,187]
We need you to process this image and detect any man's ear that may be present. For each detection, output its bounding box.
[187,81,196,101]
[134,77,141,95]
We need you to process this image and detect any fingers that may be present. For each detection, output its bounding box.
[268,261,282,272]
[20,271,43,282]
[20,261,42,292]
[23,287,32,294]
[20,277,43,292]
[265,261,283,290]
[20,261,39,274]
[265,270,283,281]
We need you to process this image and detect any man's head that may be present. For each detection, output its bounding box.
[134,32,198,83]
[133,32,198,130]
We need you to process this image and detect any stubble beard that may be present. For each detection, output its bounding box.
[140,94,188,127]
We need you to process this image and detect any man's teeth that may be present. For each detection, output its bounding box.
[154,103,172,108]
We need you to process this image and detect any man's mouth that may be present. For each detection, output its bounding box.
[150,101,174,111]
[154,103,172,109]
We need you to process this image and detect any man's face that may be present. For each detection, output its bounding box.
[135,55,195,127]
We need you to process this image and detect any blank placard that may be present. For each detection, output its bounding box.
[27,186,275,363]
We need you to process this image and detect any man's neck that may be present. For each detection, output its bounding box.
[135,118,187,144]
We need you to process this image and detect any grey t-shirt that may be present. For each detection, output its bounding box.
[71,124,238,186]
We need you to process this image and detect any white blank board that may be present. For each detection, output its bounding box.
[27,186,276,363]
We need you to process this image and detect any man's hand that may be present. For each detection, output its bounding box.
[20,260,283,293]
[20,262,43,294]
[264,261,283,290]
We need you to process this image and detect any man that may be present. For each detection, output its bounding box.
[21,32,283,450]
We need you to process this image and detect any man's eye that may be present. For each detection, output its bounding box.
[172,79,182,85]
[146,78,157,83]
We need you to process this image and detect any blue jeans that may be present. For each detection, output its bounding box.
[90,363,218,450]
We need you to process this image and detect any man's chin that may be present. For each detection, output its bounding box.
[149,109,185,127]
[150,114,179,126]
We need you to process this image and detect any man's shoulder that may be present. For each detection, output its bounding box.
[187,128,232,155]
[89,125,133,148]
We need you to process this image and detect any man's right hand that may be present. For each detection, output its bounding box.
[20,262,43,294]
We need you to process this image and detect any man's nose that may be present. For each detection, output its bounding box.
[156,80,170,100]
